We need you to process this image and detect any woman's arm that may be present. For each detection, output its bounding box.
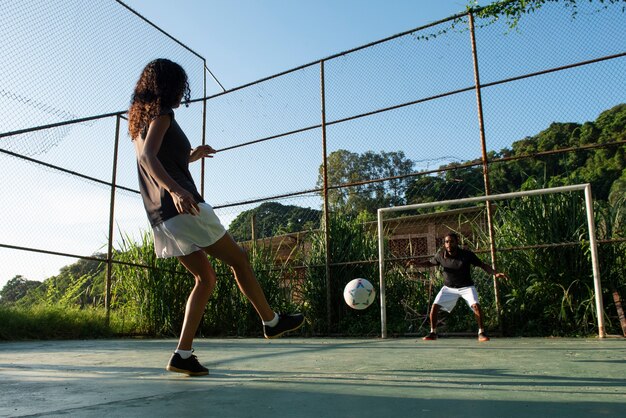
[135,115,199,215]
[189,145,216,163]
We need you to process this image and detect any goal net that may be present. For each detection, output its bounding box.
[376,184,604,339]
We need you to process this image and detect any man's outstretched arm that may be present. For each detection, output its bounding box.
[479,262,508,280]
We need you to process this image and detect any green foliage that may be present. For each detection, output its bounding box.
[490,188,598,336]
[298,211,441,336]
[13,257,106,308]
[594,196,626,335]
[415,1,624,43]
[111,231,193,336]
[406,160,486,207]
[111,230,298,337]
[0,305,116,340]
[223,191,622,337]
[407,104,626,204]
[228,202,321,242]
[318,149,414,214]
[299,211,380,335]
[326,212,380,335]
[0,275,41,304]
[470,0,625,29]
[198,239,297,337]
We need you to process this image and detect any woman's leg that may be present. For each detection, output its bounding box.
[203,233,274,322]
[176,250,217,350]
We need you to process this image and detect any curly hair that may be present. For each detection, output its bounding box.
[128,59,190,139]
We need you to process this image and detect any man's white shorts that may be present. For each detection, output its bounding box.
[433,285,480,312]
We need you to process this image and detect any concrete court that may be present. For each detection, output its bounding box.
[0,337,625,417]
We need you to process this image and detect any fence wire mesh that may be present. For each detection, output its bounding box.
[1,1,624,337]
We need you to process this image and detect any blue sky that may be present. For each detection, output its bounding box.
[1,1,625,289]
[122,0,478,89]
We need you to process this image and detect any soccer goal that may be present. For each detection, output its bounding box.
[377,184,605,339]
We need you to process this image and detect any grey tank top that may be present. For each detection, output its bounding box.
[136,107,204,227]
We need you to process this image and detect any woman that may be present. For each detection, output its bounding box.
[128,58,304,376]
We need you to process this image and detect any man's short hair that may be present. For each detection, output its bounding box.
[445,232,459,241]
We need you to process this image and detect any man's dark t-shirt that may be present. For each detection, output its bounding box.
[136,107,204,227]
[430,248,482,288]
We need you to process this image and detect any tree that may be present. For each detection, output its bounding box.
[11,257,107,307]
[0,275,41,304]
[493,104,626,200]
[406,163,485,204]
[228,202,322,241]
[317,149,414,214]
[406,161,486,206]
[609,171,626,204]
[406,104,625,204]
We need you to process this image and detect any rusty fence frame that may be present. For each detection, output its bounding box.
[1,7,625,330]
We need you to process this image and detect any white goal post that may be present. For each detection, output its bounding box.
[377,183,605,339]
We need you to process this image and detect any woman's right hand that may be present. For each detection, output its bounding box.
[171,189,199,215]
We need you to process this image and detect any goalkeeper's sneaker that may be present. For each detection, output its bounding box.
[263,313,305,339]
[422,332,438,341]
[478,332,490,342]
[166,352,209,376]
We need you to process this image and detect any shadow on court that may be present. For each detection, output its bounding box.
[0,338,624,417]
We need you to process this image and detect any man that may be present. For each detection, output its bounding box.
[412,232,508,342]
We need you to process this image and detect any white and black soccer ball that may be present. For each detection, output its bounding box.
[343,278,376,310]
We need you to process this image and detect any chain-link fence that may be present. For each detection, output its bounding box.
[1,1,625,336]
[0,0,213,312]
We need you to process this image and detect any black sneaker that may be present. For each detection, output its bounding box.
[166,352,209,376]
[263,313,305,339]
[422,332,438,341]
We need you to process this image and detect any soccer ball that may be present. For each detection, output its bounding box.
[343,278,376,310]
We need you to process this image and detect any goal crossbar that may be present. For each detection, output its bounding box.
[376,183,605,338]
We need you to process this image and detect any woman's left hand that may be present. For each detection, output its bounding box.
[190,145,216,162]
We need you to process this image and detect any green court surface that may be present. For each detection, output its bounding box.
[1,337,624,417]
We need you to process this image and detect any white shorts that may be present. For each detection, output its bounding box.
[433,285,480,313]
[152,202,227,258]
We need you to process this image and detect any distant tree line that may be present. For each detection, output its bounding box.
[231,103,625,240]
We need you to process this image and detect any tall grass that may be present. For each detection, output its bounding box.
[100,194,626,338]
[112,231,193,336]
[201,239,298,336]
[299,211,437,336]
[111,230,299,337]
[0,305,116,340]
[492,191,597,336]
[299,212,378,335]
[3,194,621,340]
[595,196,626,335]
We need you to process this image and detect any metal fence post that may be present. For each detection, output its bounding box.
[105,115,122,325]
[201,60,207,197]
[320,60,332,334]
[469,11,503,332]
